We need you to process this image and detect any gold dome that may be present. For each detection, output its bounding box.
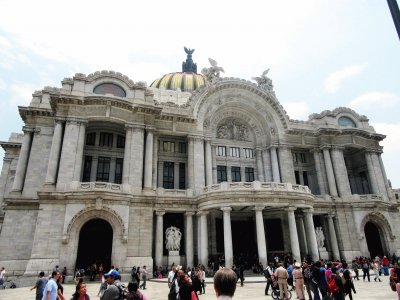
[150,72,205,92]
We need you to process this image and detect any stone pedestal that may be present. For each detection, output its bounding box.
[319,247,329,260]
[168,251,180,267]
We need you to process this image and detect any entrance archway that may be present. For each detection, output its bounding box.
[365,221,384,258]
[76,218,113,270]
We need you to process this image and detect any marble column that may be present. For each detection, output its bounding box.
[45,120,63,185]
[185,212,195,268]
[143,128,154,189]
[188,137,194,189]
[365,151,378,194]
[130,126,145,188]
[12,127,33,192]
[262,149,272,182]
[312,149,326,195]
[322,147,338,196]
[90,157,98,182]
[371,151,389,201]
[221,207,233,268]
[270,146,280,182]
[330,147,351,197]
[155,210,165,267]
[199,211,209,266]
[152,134,158,189]
[378,153,392,200]
[287,207,301,263]
[278,146,295,183]
[197,213,202,263]
[325,214,340,260]
[174,163,180,189]
[0,157,12,204]
[72,122,86,182]
[296,214,308,257]
[255,206,268,266]
[211,145,217,184]
[205,139,213,186]
[122,125,133,185]
[193,136,205,190]
[256,149,265,182]
[304,209,319,262]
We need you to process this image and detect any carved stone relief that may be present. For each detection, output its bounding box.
[216,118,250,141]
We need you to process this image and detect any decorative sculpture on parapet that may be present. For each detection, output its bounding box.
[201,58,224,84]
[182,47,197,73]
[315,226,325,248]
[252,69,275,95]
[165,226,182,251]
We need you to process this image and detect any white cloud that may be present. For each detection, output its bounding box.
[281,101,310,120]
[0,35,11,48]
[372,122,400,188]
[324,64,366,93]
[349,92,400,110]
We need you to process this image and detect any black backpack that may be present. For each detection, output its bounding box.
[115,282,129,300]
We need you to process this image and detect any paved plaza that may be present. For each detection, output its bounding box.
[0,275,397,300]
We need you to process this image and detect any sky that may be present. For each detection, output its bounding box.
[0,0,399,188]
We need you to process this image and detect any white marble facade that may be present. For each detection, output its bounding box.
[0,65,399,284]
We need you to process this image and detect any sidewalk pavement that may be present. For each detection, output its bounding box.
[0,274,397,299]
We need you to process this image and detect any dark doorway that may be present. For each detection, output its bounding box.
[365,221,384,258]
[162,213,185,256]
[231,220,257,267]
[265,219,284,252]
[76,218,113,271]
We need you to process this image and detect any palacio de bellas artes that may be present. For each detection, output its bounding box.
[0,48,399,285]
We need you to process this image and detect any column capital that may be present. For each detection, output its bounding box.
[197,210,209,216]
[125,123,145,131]
[54,117,66,124]
[188,135,204,142]
[185,211,196,216]
[330,145,345,151]
[309,148,321,154]
[268,145,278,150]
[155,209,165,216]
[22,126,35,133]
[320,145,332,150]
[221,206,232,213]
[303,208,314,214]
[65,117,88,126]
[254,206,265,212]
[145,125,155,132]
[286,206,297,212]
[324,213,336,219]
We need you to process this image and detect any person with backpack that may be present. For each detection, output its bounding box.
[264,261,275,295]
[362,259,371,282]
[100,270,122,300]
[342,263,356,300]
[328,267,344,300]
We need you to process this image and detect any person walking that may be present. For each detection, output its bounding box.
[373,260,382,282]
[0,267,5,289]
[139,266,148,290]
[264,261,275,295]
[42,271,61,300]
[362,259,370,282]
[31,271,48,300]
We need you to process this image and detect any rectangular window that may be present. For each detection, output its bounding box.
[114,158,123,184]
[86,132,96,146]
[163,161,174,189]
[295,171,300,184]
[217,165,227,183]
[303,171,309,186]
[231,166,241,182]
[245,167,254,182]
[96,157,111,182]
[244,148,254,158]
[216,146,226,157]
[230,147,240,158]
[179,163,186,189]
[178,142,187,153]
[82,156,92,182]
[163,141,175,152]
[116,135,125,148]
[99,132,113,147]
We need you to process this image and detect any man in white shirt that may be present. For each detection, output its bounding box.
[42,271,60,300]
[168,266,176,288]
[214,268,237,300]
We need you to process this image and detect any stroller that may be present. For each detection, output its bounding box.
[270,275,292,300]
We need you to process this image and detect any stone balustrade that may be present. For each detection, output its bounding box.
[203,181,311,194]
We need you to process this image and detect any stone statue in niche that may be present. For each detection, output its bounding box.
[165,226,182,251]
[217,119,249,141]
[315,226,325,248]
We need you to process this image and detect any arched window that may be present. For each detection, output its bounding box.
[338,116,357,128]
[93,83,126,97]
